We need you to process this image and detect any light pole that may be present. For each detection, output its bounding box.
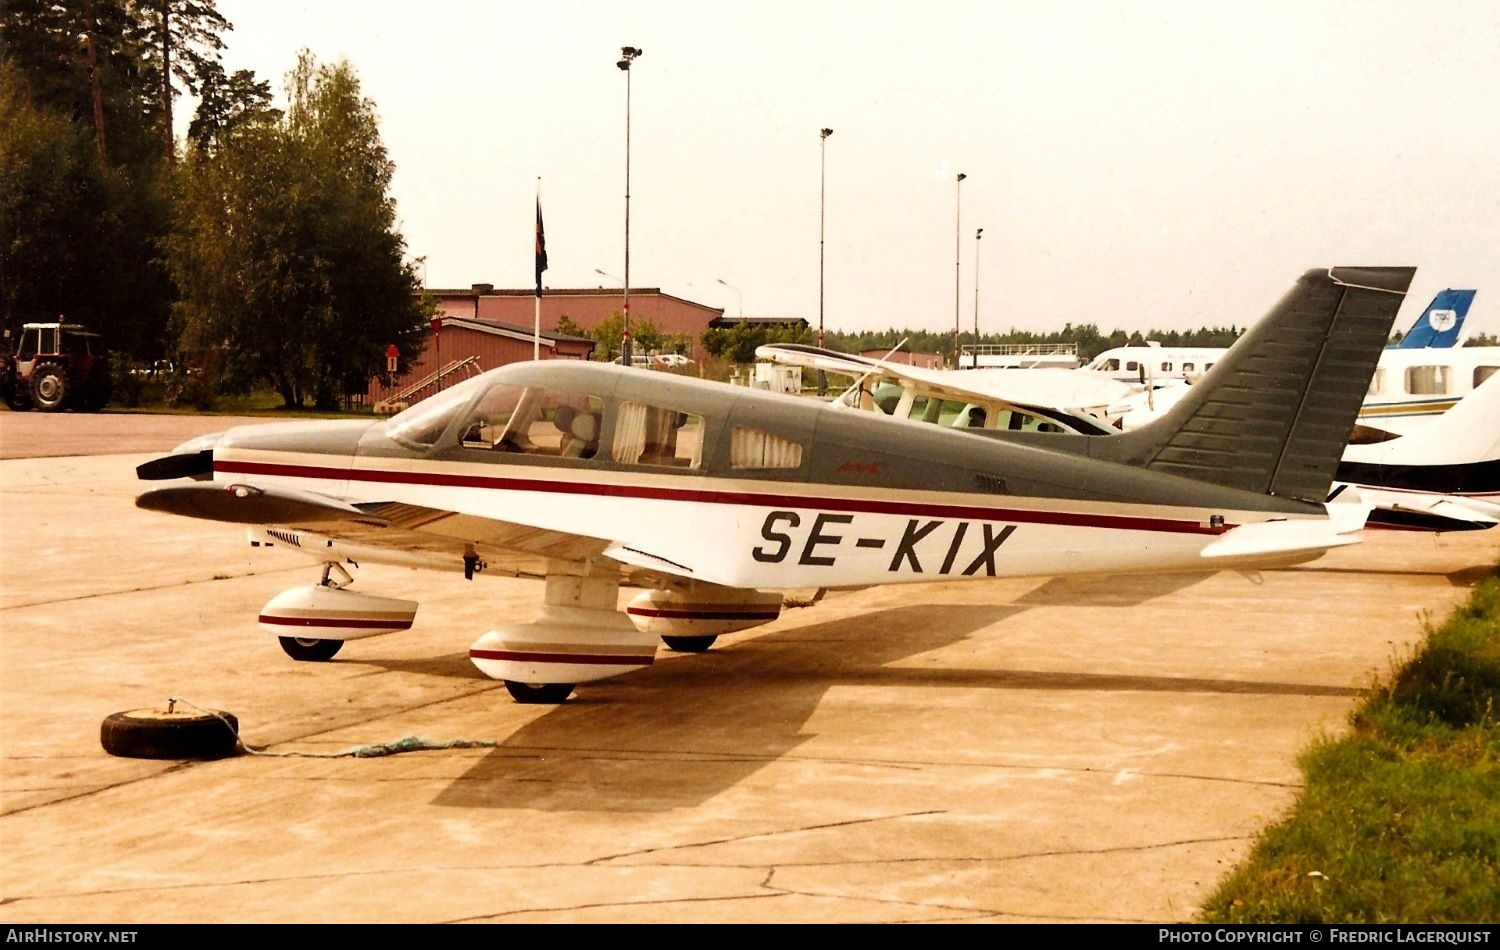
[716,278,742,321]
[595,268,624,361]
[972,227,983,364]
[819,127,832,395]
[617,45,642,366]
[954,172,966,368]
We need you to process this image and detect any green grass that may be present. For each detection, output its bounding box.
[108,384,372,418]
[1198,572,1500,924]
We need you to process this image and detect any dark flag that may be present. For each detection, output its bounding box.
[535,197,548,297]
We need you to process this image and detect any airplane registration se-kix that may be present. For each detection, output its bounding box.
[135,266,1413,704]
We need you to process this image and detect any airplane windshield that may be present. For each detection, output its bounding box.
[383,373,494,448]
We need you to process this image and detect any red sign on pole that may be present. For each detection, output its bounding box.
[431,317,442,334]
[385,344,399,373]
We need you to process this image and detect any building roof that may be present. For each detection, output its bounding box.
[428,286,723,316]
[440,315,595,348]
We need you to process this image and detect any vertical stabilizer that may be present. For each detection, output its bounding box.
[1090,267,1414,503]
[1392,288,1474,348]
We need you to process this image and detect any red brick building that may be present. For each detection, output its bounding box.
[364,286,731,411]
[428,285,725,355]
[366,316,594,412]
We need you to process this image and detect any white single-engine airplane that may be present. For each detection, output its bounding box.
[135,266,1412,704]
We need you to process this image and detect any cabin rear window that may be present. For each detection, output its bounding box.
[1475,366,1499,387]
[729,427,803,469]
[1405,365,1450,395]
[613,402,704,468]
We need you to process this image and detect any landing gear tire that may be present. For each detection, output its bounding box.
[100,706,240,760]
[278,636,344,661]
[662,635,717,653]
[504,681,575,704]
[29,361,69,412]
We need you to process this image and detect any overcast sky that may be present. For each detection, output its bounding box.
[206,0,1500,339]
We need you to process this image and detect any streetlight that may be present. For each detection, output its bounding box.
[716,278,742,321]
[954,172,966,368]
[973,227,983,365]
[617,45,642,366]
[819,127,833,395]
[594,267,622,286]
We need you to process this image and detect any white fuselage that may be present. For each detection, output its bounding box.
[213,442,1335,591]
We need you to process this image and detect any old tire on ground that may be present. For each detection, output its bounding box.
[100,707,240,760]
[278,635,344,661]
[504,681,575,704]
[28,361,69,411]
[662,635,718,653]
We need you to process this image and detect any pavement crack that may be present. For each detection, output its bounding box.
[587,810,947,864]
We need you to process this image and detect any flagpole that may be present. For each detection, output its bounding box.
[534,177,544,361]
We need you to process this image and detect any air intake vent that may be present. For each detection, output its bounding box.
[974,473,1009,495]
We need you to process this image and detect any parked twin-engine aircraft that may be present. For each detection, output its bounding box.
[1330,369,1500,531]
[1082,285,1477,385]
[134,266,1412,704]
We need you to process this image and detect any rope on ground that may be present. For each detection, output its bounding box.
[169,697,506,759]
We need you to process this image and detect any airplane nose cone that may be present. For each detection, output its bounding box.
[136,431,225,480]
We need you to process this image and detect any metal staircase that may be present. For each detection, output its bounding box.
[373,356,482,413]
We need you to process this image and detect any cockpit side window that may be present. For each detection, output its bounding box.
[458,384,604,459]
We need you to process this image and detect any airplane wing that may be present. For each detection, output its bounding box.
[136,481,679,584]
[756,343,1138,418]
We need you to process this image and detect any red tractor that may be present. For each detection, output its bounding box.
[1,321,113,412]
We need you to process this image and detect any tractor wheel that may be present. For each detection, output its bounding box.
[100,706,241,760]
[28,361,70,412]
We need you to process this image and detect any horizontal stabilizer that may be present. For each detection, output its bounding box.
[137,482,389,527]
[1349,487,1500,526]
[1200,519,1362,560]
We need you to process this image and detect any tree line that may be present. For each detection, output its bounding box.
[1,0,427,409]
[822,324,1246,364]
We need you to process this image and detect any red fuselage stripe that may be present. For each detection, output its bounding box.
[626,606,782,620]
[216,459,1232,536]
[259,615,411,629]
[469,649,655,667]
